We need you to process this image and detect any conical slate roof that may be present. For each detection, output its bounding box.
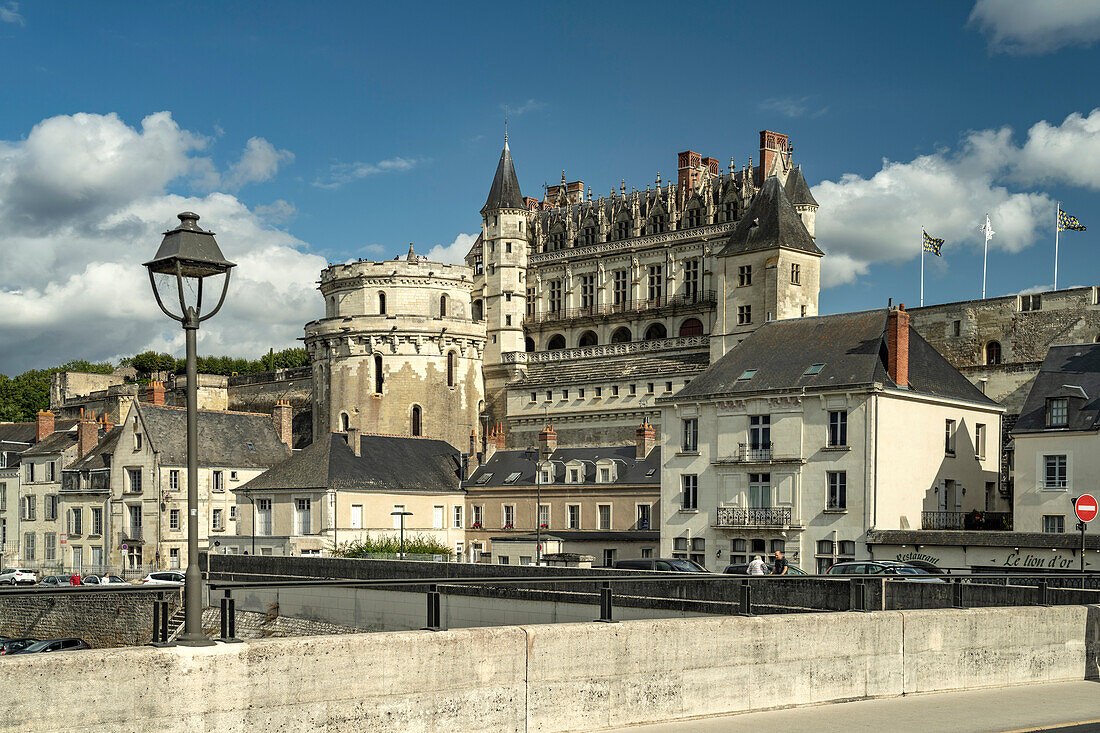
[482,142,525,213]
[784,166,818,207]
[719,176,823,257]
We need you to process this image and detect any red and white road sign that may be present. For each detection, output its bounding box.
[1075,494,1098,523]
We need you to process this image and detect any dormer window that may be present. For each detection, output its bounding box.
[569,468,581,483]
[615,219,631,241]
[1047,398,1069,427]
[737,369,757,381]
[685,206,702,228]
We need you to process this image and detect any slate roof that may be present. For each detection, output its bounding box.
[482,142,525,213]
[138,403,290,468]
[0,419,78,446]
[67,427,121,471]
[236,433,461,493]
[512,350,710,388]
[21,427,79,457]
[1013,344,1100,434]
[719,176,823,257]
[468,444,661,488]
[783,166,818,207]
[668,309,998,407]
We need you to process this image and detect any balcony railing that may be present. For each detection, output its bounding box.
[921,511,1013,531]
[501,335,708,365]
[716,506,793,527]
[122,527,143,542]
[529,290,716,325]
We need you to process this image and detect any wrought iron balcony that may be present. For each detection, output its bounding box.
[715,506,792,527]
[921,511,1013,531]
[713,443,805,465]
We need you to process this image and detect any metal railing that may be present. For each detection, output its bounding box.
[736,442,772,461]
[715,506,792,527]
[529,290,716,325]
[921,511,1013,531]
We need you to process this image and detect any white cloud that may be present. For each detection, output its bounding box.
[253,199,297,223]
[312,156,421,189]
[222,137,294,190]
[759,96,827,119]
[425,233,478,265]
[0,2,24,25]
[0,112,323,374]
[969,0,1100,54]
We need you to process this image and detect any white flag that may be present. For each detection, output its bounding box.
[979,213,995,243]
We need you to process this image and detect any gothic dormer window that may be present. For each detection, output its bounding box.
[549,227,565,251]
[685,206,702,229]
[722,198,739,222]
[650,214,667,234]
[615,219,631,241]
[580,220,598,247]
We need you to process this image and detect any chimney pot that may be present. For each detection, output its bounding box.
[147,380,166,406]
[77,411,98,459]
[538,424,558,461]
[635,418,657,460]
[887,305,910,389]
[271,399,293,449]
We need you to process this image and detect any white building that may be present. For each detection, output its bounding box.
[659,306,1003,572]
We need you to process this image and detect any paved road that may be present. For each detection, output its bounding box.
[606,681,1100,733]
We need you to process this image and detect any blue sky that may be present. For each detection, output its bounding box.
[1,0,1100,372]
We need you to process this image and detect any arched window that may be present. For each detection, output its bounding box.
[644,323,667,340]
[547,334,566,350]
[411,405,422,436]
[525,337,535,352]
[340,413,350,431]
[378,292,386,315]
[611,327,632,344]
[985,341,1002,365]
[679,318,704,337]
[439,294,447,318]
[578,331,598,347]
[447,351,456,387]
[472,299,483,322]
[374,354,384,394]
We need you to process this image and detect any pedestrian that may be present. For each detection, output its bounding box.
[69,572,81,586]
[772,550,789,575]
[747,555,767,575]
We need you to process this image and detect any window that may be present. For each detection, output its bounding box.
[169,470,179,491]
[169,509,180,531]
[230,506,237,521]
[952,320,961,337]
[378,292,386,315]
[615,218,631,241]
[548,279,562,313]
[597,504,611,530]
[722,198,738,222]
[447,352,456,387]
[647,383,654,395]
[683,259,700,301]
[502,505,515,528]
[1044,454,1067,489]
[685,206,702,228]
[581,221,598,246]
[595,387,602,397]
[613,270,628,306]
[681,475,698,510]
[801,305,807,317]
[295,498,311,535]
[737,305,751,325]
[1021,294,1042,311]
[975,423,986,460]
[568,468,580,483]
[44,533,56,561]
[567,504,580,529]
[68,507,83,535]
[433,505,444,530]
[603,549,617,566]
[257,499,273,536]
[538,504,550,528]
[629,384,637,395]
[1042,515,1065,533]
[0,483,5,510]
[526,288,534,317]
[411,405,422,436]
[24,532,35,561]
[612,385,620,397]
[679,317,704,337]
[374,354,384,394]
[637,504,651,530]
[453,505,463,529]
[647,265,664,303]
[169,548,180,568]
[212,508,224,532]
[472,505,483,527]
[498,556,510,565]
[212,471,224,492]
[1048,398,1068,427]
[26,462,34,482]
[749,415,771,450]
[506,315,512,326]
[599,467,611,482]
[828,411,847,447]
[682,418,699,452]
[749,473,771,508]
[23,495,35,521]
[48,461,55,482]
[986,341,1002,365]
[790,263,801,285]
[134,432,142,451]
[944,420,956,454]
[127,468,142,493]
[580,275,595,311]
[392,504,406,529]
[128,505,142,536]
[689,537,706,568]
[738,265,752,287]
[439,295,447,317]
[738,369,757,381]
[45,494,57,521]
[91,507,102,536]
[827,471,847,510]
[673,537,688,560]
[665,381,673,393]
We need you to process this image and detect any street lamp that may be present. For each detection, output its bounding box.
[523,449,543,566]
[391,510,413,558]
[145,212,235,647]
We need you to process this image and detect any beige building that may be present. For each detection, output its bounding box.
[464,423,661,566]
[231,432,466,557]
[660,306,1003,572]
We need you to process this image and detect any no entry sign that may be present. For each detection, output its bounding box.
[1075,494,1098,523]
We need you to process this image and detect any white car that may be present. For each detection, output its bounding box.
[141,571,185,586]
[0,568,38,585]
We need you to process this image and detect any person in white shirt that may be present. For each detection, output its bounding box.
[747,556,767,575]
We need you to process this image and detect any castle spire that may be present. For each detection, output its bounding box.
[482,140,524,214]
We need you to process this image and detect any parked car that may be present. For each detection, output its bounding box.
[825,561,943,581]
[0,568,38,585]
[0,638,37,655]
[39,575,74,587]
[610,558,710,572]
[81,574,129,586]
[722,563,808,576]
[142,571,185,586]
[10,638,90,654]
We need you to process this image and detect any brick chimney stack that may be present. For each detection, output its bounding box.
[635,418,657,460]
[272,399,293,448]
[78,410,99,458]
[758,130,790,185]
[99,414,113,433]
[887,304,910,389]
[465,429,479,480]
[35,409,55,442]
[538,424,558,461]
[346,426,360,457]
[147,380,165,406]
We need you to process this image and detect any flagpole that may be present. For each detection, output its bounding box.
[920,227,925,307]
[1054,202,1060,291]
[982,216,988,300]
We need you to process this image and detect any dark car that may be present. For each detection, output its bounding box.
[10,638,90,654]
[825,561,943,581]
[610,558,709,572]
[39,575,74,586]
[0,638,38,655]
[722,563,808,575]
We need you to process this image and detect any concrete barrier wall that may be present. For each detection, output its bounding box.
[1,605,1096,732]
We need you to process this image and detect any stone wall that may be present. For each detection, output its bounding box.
[0,588,180,648]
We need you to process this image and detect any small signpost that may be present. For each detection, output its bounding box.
[1073,495,1096,572]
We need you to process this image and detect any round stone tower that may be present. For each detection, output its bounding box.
[305,246,486,451]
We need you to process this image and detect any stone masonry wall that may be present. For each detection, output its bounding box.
[0,588,180,648]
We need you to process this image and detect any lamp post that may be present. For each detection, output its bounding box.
[391,510,412,558]
[524,449,543,566]
[145,212,235,647]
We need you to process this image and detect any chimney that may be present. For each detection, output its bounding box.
[538,424,558,461]
[99,414,113,433]
[465,429,479,480]
[758,130,789,185]
[78,410,98,458]
[484,423,498,462]
[346,426,360,457]
[493,421,506,450]
[887,304,910,389]
[147,380,165,406]
[677,150,702,205]
[635,418,656,460]
[35,409,55,442]
[272,399,293,448]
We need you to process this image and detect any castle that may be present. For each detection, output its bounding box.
[306,130,823,452]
